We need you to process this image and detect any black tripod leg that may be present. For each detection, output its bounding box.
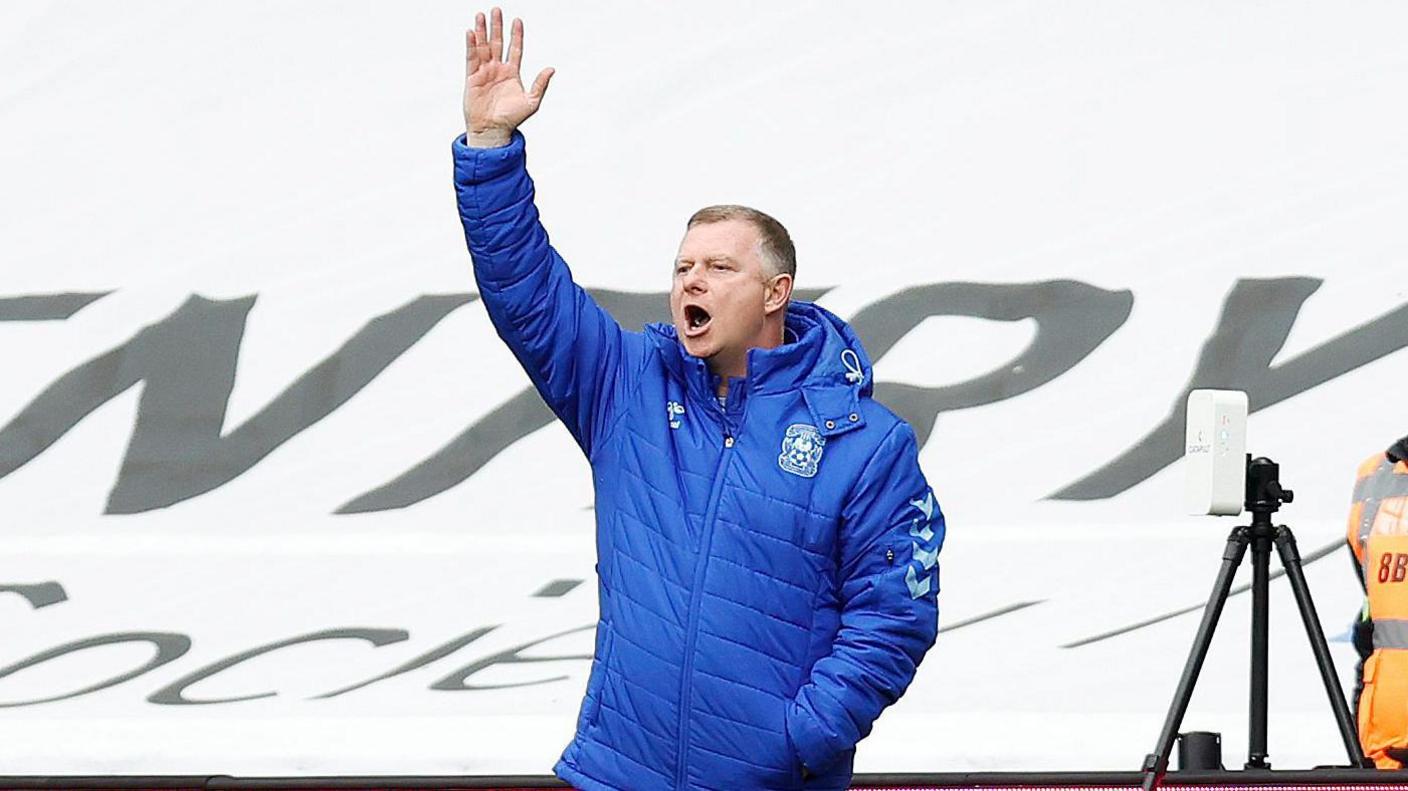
[1248,531,1272,769]
[1273,527,1368,767]
[1141,527,1250,791]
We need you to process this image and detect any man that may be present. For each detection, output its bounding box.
[454,10,943,790]
[1346,435,1408,770]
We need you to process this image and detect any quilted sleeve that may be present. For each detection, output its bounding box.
[453,131,644,457]
[785,422,943,773]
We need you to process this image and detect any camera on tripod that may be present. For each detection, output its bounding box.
[1138,390,1368,791]
[1184,389,1294,520]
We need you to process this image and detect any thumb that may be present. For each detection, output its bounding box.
[528,67,555,102]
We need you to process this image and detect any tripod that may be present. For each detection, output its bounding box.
[1139,457,1367,791]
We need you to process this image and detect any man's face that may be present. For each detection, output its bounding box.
[670,219,775,368]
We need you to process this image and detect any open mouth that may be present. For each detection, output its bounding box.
[683,305,712,336]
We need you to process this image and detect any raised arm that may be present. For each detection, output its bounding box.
[455,9,643,457]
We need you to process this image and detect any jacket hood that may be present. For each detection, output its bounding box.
[646,301,875,437]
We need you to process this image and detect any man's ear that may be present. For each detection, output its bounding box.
[763,273,794,315]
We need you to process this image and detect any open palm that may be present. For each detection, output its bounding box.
[463,8,554,145]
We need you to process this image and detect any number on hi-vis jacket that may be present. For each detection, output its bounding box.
[1378,552,1408,584]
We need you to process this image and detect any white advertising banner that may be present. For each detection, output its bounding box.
[3,0,1408,776]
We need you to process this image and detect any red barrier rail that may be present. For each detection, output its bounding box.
[2,771,1406,790]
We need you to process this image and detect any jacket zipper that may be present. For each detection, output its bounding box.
[674,428,735,790]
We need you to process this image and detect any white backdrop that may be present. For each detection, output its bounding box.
[3,0,1408,776]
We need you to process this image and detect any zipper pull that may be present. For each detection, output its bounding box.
[724,436,735,449]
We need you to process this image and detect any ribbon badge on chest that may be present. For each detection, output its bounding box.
[667,400,685,430]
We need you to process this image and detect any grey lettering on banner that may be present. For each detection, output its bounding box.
[0,632,191,708]
[431,624,593,691]
[0,582,67,609]
[0,293,108,321]
[938,600,1046,633]
[1053,278,1408,500]
[339,288,832,513]
[316,626,498,698]
[849,280,1134,444]
[338,386,552,514]
[0,293,474,514]
[533,579,584,597]
[147,628,410,705]
[1061,538,1342,648]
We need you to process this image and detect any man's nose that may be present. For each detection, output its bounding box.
[682,266,707,293]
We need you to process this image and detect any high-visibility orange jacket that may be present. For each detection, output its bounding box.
[1347,443,1408,769]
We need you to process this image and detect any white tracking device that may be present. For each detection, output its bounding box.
[1185,389,1249,516]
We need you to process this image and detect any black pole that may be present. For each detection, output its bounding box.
[1273,526,1369,767]
[1240,456,1286,771]
[1247,514,1272,770]
[1140,527,1250,791]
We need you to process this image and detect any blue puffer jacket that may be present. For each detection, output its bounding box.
[454,132,944,791]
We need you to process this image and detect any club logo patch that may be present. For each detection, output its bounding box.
[778,423,826,478]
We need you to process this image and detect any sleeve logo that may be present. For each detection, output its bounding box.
[906,490,940,599]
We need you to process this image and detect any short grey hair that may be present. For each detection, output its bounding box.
[686,205,796,279]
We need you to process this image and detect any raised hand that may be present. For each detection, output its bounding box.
[463,8,554,148]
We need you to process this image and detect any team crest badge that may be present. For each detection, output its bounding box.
[778,423,826,478]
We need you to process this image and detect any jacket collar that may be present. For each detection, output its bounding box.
[645,301,873,438]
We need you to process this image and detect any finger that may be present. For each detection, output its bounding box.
[476,24,492,65]
[466,30,481,76]
[475,12,487,49]
[508,18,523,71]
[490,7,504,62]
[529,67,555,102]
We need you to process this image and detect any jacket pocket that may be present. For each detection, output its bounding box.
[782,698,807,785]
